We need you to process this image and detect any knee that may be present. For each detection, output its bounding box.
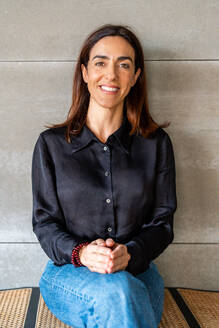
[95,270,146,302]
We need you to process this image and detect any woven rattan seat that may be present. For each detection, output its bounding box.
[0,287,218,327]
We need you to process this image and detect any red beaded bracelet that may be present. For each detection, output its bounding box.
[71,242,89,267]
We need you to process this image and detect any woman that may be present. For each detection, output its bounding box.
[32,24,177,328]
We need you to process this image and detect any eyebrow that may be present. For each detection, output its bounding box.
[92,55,133,63]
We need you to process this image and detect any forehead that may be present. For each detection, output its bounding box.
[89,36,135,59]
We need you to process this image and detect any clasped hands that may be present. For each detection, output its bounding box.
[79,238,131,274]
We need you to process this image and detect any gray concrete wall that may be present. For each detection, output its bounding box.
[0,1,218,290]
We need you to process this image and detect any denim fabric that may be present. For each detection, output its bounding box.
[39,260,164,328]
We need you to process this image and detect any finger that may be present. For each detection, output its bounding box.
[89,265,107,274]
[85,255,108,269]
[107,251,130,272]
[86,246,112,265]
[90,259,110,273]
[109,263,125,273]
[95,253,111,264]
[107,257,128,273]
[84,245,111,268]
[110,244,125,258]
[96,238,106,245]
[106,261,122,273]
[90,240,98,245]
[92,244,112,256]
[108,253,124,267]
[91,238,105,244]
[105,238,115,246]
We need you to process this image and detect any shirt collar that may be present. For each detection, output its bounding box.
[70,112,132,154]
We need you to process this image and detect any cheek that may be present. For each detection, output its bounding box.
[122,77,133,92]
[87,74,101,95]
[122,72,134,85]
[88,68,101,81]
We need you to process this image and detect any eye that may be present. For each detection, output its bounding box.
[120,63,130,69]
[95,61,104,66]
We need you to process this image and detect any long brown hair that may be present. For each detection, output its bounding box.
[45,24,170,142]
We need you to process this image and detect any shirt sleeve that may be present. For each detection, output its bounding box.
[31,133,87,265]
[125,131,177,275]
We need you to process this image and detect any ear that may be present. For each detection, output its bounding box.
[131,68,141,87]
[81,64,88,83]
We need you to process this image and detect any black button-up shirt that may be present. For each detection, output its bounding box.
[31,113,177,276]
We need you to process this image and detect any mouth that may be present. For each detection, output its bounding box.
[99,85,120,94]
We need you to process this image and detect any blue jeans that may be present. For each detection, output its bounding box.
[39,260,164,328]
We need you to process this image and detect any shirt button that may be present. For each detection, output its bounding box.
[107,227,112,232]
[106,198,111,203]
[105,171,110,176]
[103,146,108,151]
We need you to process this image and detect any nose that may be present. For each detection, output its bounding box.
[105,63,117,80]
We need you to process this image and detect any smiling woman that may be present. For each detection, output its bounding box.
[32,24,177,327]
[81,36,141,124]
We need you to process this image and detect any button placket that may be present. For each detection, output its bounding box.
[103,144,111,204]
[103,143,114,237]
[104,147,110,177]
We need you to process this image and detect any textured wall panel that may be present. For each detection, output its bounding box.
[0,244,48,289]
[154,244,219,290]
[0,62,74,242]
[146,62,219,243]
[0,0,218,60]
[148,61,219,131]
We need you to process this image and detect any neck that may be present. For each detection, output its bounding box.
[85,101,124,143]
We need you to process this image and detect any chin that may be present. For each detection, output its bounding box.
[98,100,123,109]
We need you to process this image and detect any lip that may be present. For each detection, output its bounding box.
[100,84,120,88]
[99,85,119,94]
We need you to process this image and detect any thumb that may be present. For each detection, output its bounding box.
[105,238,115,247]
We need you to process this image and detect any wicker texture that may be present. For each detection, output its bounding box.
[0,287,218,327]
[0,288,31,328]
[178,288,219,328]
[159,289,190,328]
[35,294,70,328]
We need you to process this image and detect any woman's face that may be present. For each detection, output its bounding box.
[81,36,141,111]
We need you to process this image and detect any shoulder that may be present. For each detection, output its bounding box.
[150,127,175,149]
[134,127,173,145]
[132,127,175,156]
[39,126,67,142]
[35,126,68,148]
[33,126,69,156]
[153,128,176,162]
[155,128,175,152]
[150,127,171,140]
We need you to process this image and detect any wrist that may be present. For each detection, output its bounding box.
[79,245,87,264]
[71,242,89,267]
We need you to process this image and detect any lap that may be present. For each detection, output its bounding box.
[39,260,164,327]
[40,260,163,305]
[40,260,141,297]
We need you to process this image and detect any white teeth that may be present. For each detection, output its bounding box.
[101,85,118,92]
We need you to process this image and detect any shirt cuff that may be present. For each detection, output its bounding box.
[125,240,150,276]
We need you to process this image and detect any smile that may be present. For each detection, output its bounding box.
[100,85,119,92]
